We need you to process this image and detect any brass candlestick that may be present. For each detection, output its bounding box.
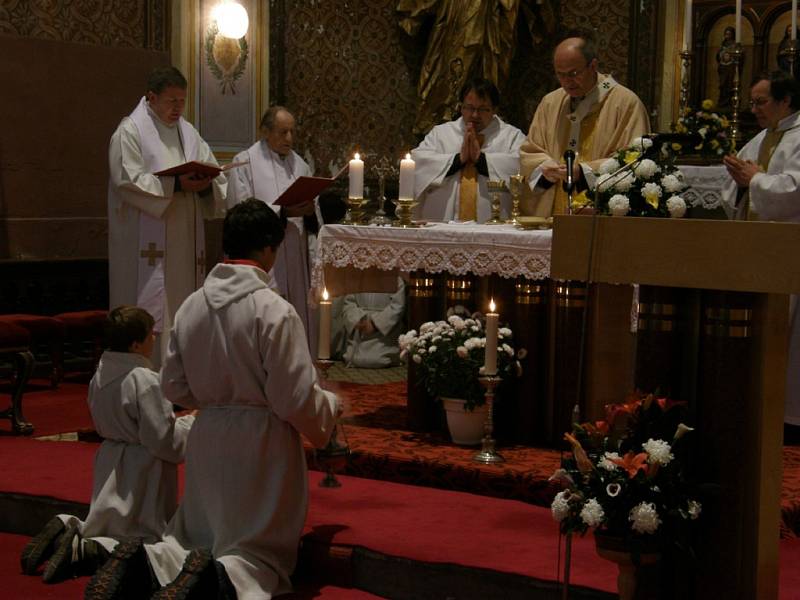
[679,50,693,112]
[343,196,367,225]
[314,358,349,487]
[392,197,419,228]
[473,374,505,464]
[507,174,524,225]
[730,44,743,142]
[486,180,507,225]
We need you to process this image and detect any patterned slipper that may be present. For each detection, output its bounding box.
[20,516,65,575]
[150,548,220,600]
[42,520,79,583]
[84,538,156,600]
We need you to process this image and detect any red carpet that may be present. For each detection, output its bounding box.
[0,379,93,437]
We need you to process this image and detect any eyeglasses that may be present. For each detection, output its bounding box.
[749,97,772,108]
[555,65,591,80]
[461,104,493,115]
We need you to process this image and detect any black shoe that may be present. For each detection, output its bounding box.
[76,538,112,577]
[20,516,66,575]
[84,538,157,600]
[150,548,237,600]
[42,521,79,583]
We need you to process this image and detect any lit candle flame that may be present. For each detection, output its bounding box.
[405,153,411,160]
[489,298,496,313]
[322,288,329,301]
[354,152,360,161]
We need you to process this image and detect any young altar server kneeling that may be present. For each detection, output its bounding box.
[20,307,194,583]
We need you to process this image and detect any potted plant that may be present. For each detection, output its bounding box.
[398,308,523,445]
[670,99,735,164]
[549,392,703,600]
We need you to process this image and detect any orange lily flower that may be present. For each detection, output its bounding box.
[610,451,649,478]
[563,432,594,474]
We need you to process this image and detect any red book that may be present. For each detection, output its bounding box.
[274,165,347,207]
[154,160,245,178]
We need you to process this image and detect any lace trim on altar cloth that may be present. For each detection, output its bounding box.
[678,165,736,211]
[311,223,552,291]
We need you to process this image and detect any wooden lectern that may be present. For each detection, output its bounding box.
[552,215,800,600]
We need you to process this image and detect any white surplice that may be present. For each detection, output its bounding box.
[107,98,226,365]
[58,351,193,553]
[145,263,339,600]
[341,278,406,368]
[228,140,319,353]
[411,115,526,222]
[733,111,800,427]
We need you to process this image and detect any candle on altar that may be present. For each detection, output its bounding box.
[683,0,692,51]
[735,0,742,43]
[484,299,499,375]
[399,153,415,200]
[793,0,798,41]
[318,288,332,360]
[348,153,364,199]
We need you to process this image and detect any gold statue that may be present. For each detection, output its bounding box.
[398,0,556,135]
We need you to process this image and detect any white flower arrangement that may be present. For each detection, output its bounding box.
[591,141,689,217]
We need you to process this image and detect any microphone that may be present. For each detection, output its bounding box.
[563,149,575,194]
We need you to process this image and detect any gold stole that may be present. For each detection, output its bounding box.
[553,111,601,215]
[744,129,785,220]
[458,134,485,221]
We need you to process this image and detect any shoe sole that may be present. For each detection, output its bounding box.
[150,548,213,600]
[84,538,145,600]
[20,517,65,575]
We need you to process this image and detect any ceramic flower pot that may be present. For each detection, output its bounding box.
[594,531,661,600]
[440,397,488,445]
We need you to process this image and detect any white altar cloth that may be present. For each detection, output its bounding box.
[678,165,736,212]
[311,223,552,297]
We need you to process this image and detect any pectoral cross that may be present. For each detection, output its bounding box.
[140,242,164,267]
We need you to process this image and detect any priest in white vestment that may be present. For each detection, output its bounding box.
[412,78,526,223]
[227,106,320,353]
[520,34,650,216]
[341,278,407,368]
[107,67,226,368]
[723,71,800,444]
[94,200,340,599]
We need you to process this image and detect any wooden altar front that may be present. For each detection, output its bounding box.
[552,215,800,600]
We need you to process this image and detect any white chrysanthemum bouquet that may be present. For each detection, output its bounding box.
[592,137,689,218]
[398,307,523,411]
[549,392,702,545]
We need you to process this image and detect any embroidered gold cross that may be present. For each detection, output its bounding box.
[140,242,164,266]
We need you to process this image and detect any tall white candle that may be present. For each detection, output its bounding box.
[793,0,797,41]
[399,153,415,200]
[484,299,499,375]
[683,0,692,51]
[735,0,742,43]
[318,288,332,360]
[348,153,364,199]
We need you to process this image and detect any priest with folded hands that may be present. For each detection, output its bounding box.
[411,78,526,223]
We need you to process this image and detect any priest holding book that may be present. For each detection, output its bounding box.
[227,106,321,352]
[107,66,226,367]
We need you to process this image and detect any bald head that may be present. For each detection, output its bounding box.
[553,37,599,98]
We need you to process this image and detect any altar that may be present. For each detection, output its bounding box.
[312,222,635,445]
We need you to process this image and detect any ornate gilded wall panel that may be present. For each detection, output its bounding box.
[0,0,168,51]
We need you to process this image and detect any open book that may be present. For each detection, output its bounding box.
[154,160,246,178]
[274,165,348,207]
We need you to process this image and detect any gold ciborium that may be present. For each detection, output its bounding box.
[507,174,525,225]
[486,180,507,225]
[392,197,419,228]
[343,196,367,225]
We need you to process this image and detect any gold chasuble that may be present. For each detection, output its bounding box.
[458,134,485,220]
[519,74,650,217]
[742,129,785,220]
